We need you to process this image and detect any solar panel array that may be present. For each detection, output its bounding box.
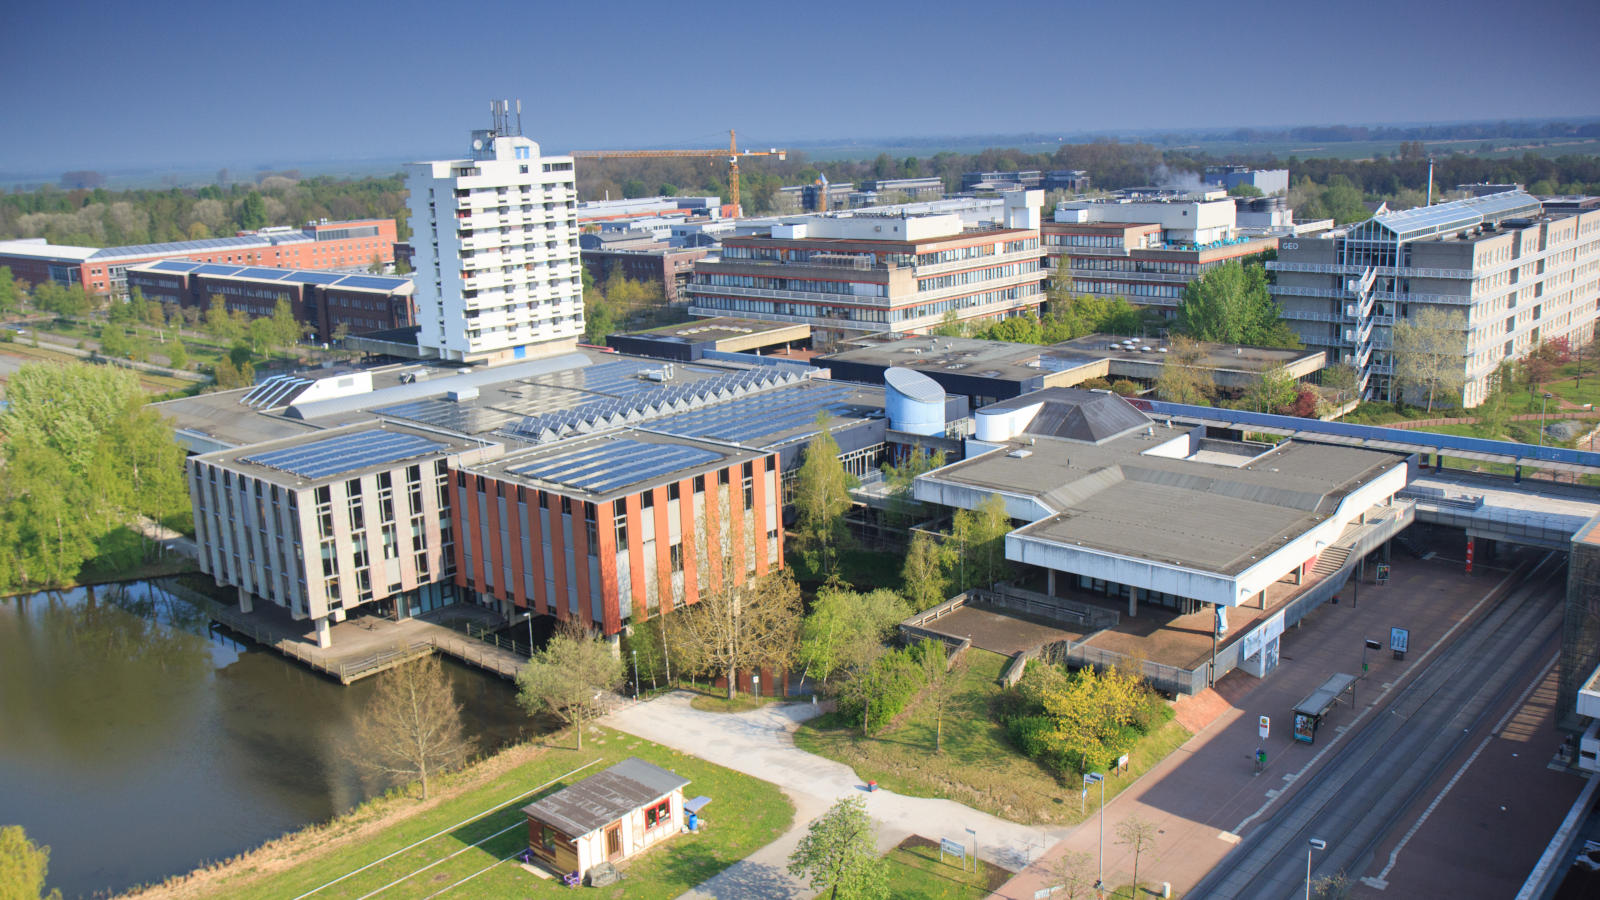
[648,382,860,444]
[509,438,723,494]
[377,384,595,435]
[1368,190,1542,242]
[502,367,807,442]
[127,260,409,292]
[241,429,448,479]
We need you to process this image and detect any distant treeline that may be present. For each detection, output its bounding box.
[5,134,1598,243]
[0,174,410,248]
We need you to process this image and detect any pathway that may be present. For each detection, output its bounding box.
[602,693,1069,900]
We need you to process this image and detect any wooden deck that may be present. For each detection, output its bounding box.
[171,582,527,683]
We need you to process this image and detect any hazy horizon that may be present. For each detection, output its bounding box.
[3,0,1597,174]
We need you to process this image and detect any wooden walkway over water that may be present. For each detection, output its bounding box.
[169,582,526,684]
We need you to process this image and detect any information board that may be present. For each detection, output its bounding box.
[1390,627,1410,653]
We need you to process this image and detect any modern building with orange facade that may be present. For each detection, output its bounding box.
[0,218,396,299]
[451,431,782,636]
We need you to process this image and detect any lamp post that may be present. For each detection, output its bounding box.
[965,827,977,874]
[632,648,639,698]
[1085,772,1105,891]
[1539,392,1553,446]
[1306,837,1326,899]
[526,609,535,655]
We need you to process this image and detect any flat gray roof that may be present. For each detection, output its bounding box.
[933,423,1405,574]
[522,757,689,838]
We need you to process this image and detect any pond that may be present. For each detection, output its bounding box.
[0,579,532,899]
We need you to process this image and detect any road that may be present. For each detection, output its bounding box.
[1189,552,1567,898]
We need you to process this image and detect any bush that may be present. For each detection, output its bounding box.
[1109,379,1142,396]
[837,644,928,734]
[1080,377,1112,390]
[997,662,1171,776]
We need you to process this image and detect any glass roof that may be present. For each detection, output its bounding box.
[1367,191,1542,242]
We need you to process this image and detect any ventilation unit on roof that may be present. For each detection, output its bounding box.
[1008,448,1033,458]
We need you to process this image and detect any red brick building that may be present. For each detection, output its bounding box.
[126,260,415,341]
[451,431,783,636]
[0,218,397,299]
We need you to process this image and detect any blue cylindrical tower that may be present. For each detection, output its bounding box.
[884,367,945,436]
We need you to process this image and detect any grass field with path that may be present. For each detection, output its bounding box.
[794,649,1191,827]
[132,726,792,900]
[865,836,1010,900]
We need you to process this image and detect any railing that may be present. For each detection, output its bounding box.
[1268,261,1475,280]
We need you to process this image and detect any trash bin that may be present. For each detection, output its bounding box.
[868,781,878,792]
[687,812,699,832]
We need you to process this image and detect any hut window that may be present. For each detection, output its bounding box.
[541,826,558,851]
[645,799,671,830]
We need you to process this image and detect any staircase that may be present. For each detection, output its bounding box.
[1392,528,1428,559]
[1310,546,1351,580]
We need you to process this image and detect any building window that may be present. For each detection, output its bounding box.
[645,799,671,830]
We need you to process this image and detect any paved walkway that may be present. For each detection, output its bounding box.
[602,694,1070,900]
[987,546,1546,898]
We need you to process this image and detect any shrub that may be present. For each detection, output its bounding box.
[837,644,928,734]
[1109,379,1142,396]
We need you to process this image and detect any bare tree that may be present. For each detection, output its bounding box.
[1154,335,1215,404]
[918,639,968,754]
[351,654,471,801]
[1115,816,1159,895]
[1052,850,1095,900]
[516,620,624,750]
[1312,870,1355,900]
[1391,307,1467,411]
[672,568,802,699]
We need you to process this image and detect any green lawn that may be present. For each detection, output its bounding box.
[687,688,777,714]
[794,649,1191,826]
[176,727,792,900]
[866,836,1010,899]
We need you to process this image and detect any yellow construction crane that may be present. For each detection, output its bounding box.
[571,130,786,217]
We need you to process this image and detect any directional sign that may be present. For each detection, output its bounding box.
[1390,627,1410,654]
[1375,563,1391,583]
[940,838,966,859]
[1259,715,1270,739]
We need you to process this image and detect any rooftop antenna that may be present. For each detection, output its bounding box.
[515,99,523,136]
[1426,156,1435,206]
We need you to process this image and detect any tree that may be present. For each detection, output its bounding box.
[268,298,304,355]
[212,355,254,390]
[792,417,855,576]
[880,447,945,528]
[349,653,471,801]
[0,266,18,314]
[1391,307,1467,411]
[204,296,243,343]
[165,340,188,370]
[0,825,60,900]
[1320,361,1358,405]
[919,639,966,753]
[1115,816,1159,895]
[1311,870,1356,900]
[1052,850,1096,900]
[1176,260,1299,348]
[950,493,1011,591]
[237,191,269,230]
[902,532,954,610]
[799,585,909,686]
[787,795,888,900]
[671,569,802,699]
[516,621,624,750]
[1154,336,1215,404]
[1245,366,1299,413]
[1228,182,1265,197]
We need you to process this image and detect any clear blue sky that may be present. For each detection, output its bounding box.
[2,0,1596,173]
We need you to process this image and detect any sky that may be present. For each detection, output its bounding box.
[2,0,1597,174]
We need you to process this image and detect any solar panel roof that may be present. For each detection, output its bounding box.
[1367,190,1542,242]
[238,267,295,281]
[240,429,448,479]
[147,259,203,273]
[508,438,723,494]
[284,271,345,286]
[337,274,410,291]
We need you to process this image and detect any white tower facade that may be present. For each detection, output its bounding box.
[407,102,582,364]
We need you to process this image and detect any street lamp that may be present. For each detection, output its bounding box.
[1306,837,1326,899]
[1540,392,1553,446]
[965,827,977,874]
[632,648,639,698]
[1085,772,1105,890]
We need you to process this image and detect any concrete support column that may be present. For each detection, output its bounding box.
[1128,589,1138,618]
[1047,569,1056,597]
[1514,464,1523,483]
[314,616,332,649]
[1258,590,1267,610]
[607,631,621,659]
[237,587,253,615]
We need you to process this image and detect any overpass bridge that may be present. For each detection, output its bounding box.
[1130,399,1600,550]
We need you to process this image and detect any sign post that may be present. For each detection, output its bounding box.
[940,838,966,869]
[1390,627,1409,661]
[1375,563,1390,584]
[1259,715,1270,740]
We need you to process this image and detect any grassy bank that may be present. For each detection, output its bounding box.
[875,836,1011,899]
[795,649,1191,826]
[123,726,792,900]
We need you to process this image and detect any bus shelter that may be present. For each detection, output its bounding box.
[1291,673,1356,744]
